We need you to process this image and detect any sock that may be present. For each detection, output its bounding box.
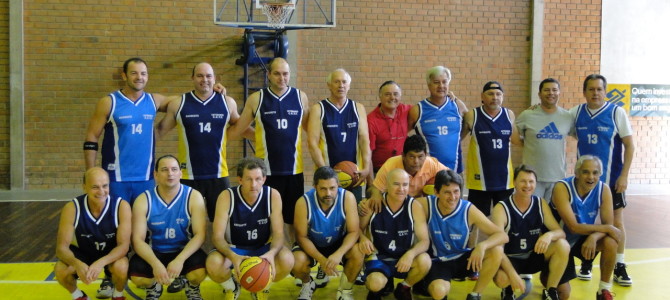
[598,281,612,292]
[340,274,354,290]
[112,289,124,297]
[470,292,481,297]
[400,281,411,288]
[616,253,625,264]
[71,289,83,299]
[221,277,236,291]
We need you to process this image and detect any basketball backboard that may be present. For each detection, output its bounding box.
[214,0,336,30]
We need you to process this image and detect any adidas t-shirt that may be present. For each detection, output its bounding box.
[515,106,573,182]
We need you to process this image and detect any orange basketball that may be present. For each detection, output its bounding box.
[333,161,360,189]
[422,176,436,195]
[239,257,272,293]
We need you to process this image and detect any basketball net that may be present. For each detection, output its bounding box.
[260,2,294,29]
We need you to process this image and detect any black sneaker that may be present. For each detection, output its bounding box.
[501,286,515,300]
[381,278,394,296]
[145,283,163,300]
[366,291,382,300]
[314,266,330,288]
[577,260,592,280]
[97,277,114,299]
[185,284,203,300]
[393,283,413,300]
[613,262,633,286]
[542,287,559,300]
[412,280,430,297]
[167,275,187,293]
[466,294,482,300]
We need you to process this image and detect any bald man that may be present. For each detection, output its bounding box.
[54,168,132,300]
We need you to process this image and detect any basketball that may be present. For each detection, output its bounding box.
[334,161,360,189]
[239,257,273,293]
[422,176,436,195]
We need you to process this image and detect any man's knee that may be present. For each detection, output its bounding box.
[365,272,388,292]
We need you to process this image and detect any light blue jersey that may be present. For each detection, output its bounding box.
[426,196,471,261]
[556,176,603,246]
[145,184,193,253]
[304,187,347,248]
[101,90,156,182]
[415,98,463,173]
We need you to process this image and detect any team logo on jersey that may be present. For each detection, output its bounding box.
[80,234,93,238]
[176,218,185,225]
[106,233,116,239]
[346,122,357,128]
[233,222,247,227]
[107,163,116,171]
[374,229,388,234]
[211,114,225,119]
[536,122,563,140]
[588,211,597,218]
[185,114,199,118]
[398,230,409,236]
[257,218,268,225]
[447,117,458,122]
[501,129,511,135]
[424,119,437,123]
[118,115,132,120]
[151,221,165,226]
[449,233,463,240]
[263,111,277,115]
[287,110,299,115]
[143,114,154,120]
[478,130,491,134]
[597,126,610,132]
[529,228,542,235]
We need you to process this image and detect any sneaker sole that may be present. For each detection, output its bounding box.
[614,278,632,286]
[576,274,592,281]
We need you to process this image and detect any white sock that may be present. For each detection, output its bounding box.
[112,289,124,298]
[221,277,235,291]
[71,289,83,299]
[470,292,481,297]
[616,253,625,264]
[598,281,612,292]
[400,281,411,288]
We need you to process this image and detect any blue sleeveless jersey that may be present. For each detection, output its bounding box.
[557,176,603,245]
[145,184,193,253]
[466,107,514,191]
[176,91,231,179]
[254,87,304,175]
[369,195,415,260]
[72,194,121,256]
[415,98,463,173]
[304,187,347,248]
[318,99,362,168]
[574,103,624,185]
[101,90,156,182]
[226,185,272,250]
[500,195,545,258]
[426,196,471,261]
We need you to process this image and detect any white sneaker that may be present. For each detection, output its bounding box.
[222,277,240,300]
[297,278,316,300]
[314,266,330,288]
[96,277,114,299]
[336,288,354,300]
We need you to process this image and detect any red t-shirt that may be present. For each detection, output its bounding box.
[367,103,412,170]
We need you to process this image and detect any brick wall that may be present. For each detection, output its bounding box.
[0,0,664,189]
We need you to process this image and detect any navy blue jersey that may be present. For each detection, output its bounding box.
[466,107,514,191]
[415,98,463,173]
[304,187,347,248]
[72,194,122,256]
[254,87,305,175]
[318,99,362,169]
[226,185,272,250]
[176,91,231,179]
[145,184,193,253]
[101,90,156,182]
[555,176,603,246]
[574,102,624,185]
[369,194,415,260]
[500,195,545,257]
[426,196,472,261]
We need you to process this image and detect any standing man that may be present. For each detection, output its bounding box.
[416,169,507,300]
[551,155,620,300]
[229,57,309,243]
[156,62,247,222]
[462,81,516,216]
[308,68,372,201]
[367,81,412,174]
[357,169,432,300]
[129,155,208,300]
[54,168,131,300]
[83,57,169,298]
[292,166,363,300]
[492,165,570,300]
[512,78,574,201]
[571,74,634,285]
[205,157,294,300]
[409,66,468,173]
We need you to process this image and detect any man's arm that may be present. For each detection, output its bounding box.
[468,204,508,272]
[307,103,326,167]
[225,95,255,140]
[293,196,327,264]
[300,90,311,132]
[511,117,524,146]
[355,102,372,184]
[262,189,285,268]
[132,194,169,285]
[167,190,207,278]
[55,202,91,283]
[407,104,419,132]
[364,163,390,214]
[460,109,474,140]
[212,190,246,275]
[84,96,112,170]
[86,200,132,283]
[155,95,181,140]
[395,200,430,273]
[227,92,259,140]
[616,135,635,193]
[327,191,361,272]
[455,97,469,117]
[152,93,170,113]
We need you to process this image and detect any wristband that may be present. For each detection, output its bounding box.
[83,141,99,151]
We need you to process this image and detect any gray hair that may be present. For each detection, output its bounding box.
[575,155,603,175]
[425,66,452,84]
[326,68,351,84]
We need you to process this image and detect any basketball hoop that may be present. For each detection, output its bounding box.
[260,2,294,29]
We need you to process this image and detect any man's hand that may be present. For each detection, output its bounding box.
[74,261,91,284]
[581,235,599,260]
[85,260,105,284]
[615,174,628,194]
[358,236,376,255]
[395,252,414,273]
[166,258,185,283]
[509,272,526,294]
[213,83,227,95]
[259,252,276,278]
[152,263,171,286]
[534,233,553,254]
[467,244,486,272]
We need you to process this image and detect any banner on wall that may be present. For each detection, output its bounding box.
[607,84,670,117]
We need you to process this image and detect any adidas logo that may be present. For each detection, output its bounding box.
[536,122,563,140]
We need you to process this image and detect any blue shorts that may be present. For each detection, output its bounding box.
[110,180,155,204]
[364,256,407,280]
